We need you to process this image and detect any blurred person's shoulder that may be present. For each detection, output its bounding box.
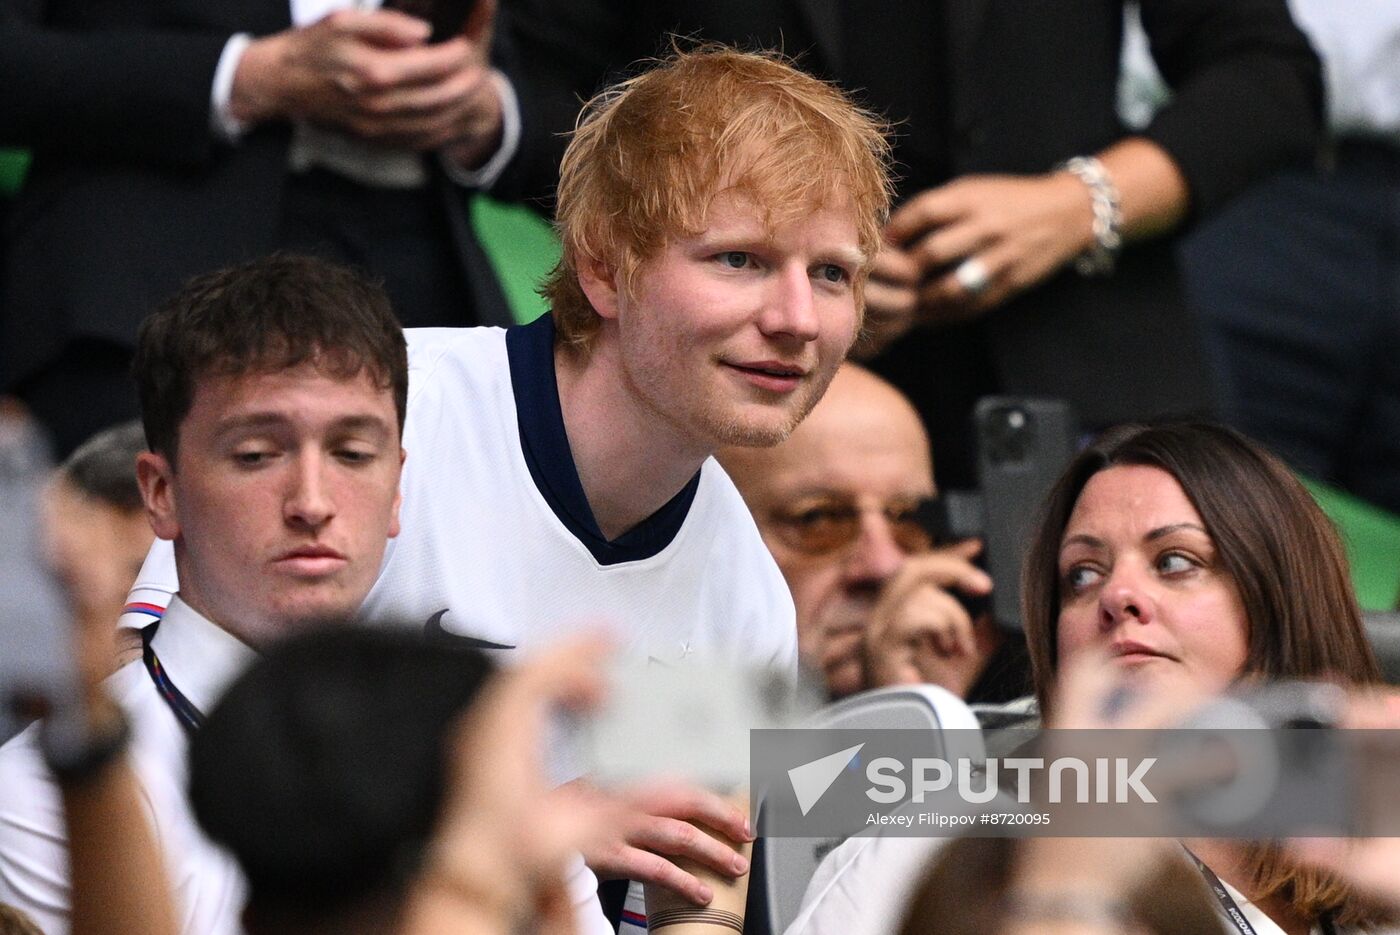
[0,722,65,929]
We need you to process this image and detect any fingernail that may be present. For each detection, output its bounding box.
[697,885,714,904]
[744,819,754,839]
[733,854,750,874]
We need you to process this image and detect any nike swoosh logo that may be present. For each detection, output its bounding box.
[424,609,516,650]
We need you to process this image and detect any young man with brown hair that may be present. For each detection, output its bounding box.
[0,254,409,935]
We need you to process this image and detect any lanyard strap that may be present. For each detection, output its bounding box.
[1185,849,1260,935]
[141,622,205,735]
[1185,848,1339,935]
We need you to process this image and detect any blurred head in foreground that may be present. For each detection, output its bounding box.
[189,625,494,935]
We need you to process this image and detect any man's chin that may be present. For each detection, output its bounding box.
[263,591,364,637]
[711,403,807,448]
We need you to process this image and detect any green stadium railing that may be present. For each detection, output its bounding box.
[470,194,560,325]
[1303,477,1400,611]
[0,149,30,197]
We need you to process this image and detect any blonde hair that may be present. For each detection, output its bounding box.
[543,44,894,349]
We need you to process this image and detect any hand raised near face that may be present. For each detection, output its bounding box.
[861,538,993,698]
[852,239,920,359]
[413,633,626,933]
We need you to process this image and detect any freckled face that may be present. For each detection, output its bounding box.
[610,191,864,451]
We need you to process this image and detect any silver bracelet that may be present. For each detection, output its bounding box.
[1059,155,1123,276]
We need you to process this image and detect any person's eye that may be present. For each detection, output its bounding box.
[717,251,752,270]
[1156,552,1197,575]
[816,263,850,284]
[781,506,856,554]
[792,506,847,529]
[335,447,377,465]
[232,449,273,468]
[1064,564,1103,592]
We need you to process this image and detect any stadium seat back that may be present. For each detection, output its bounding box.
[759,685,984,935]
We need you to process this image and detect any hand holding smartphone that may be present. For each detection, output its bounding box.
[382,0,480,42]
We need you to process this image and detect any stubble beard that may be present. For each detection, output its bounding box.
[717,355,841,447]
[621,343,837,451]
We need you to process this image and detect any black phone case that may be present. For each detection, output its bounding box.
[974,397,1078,632]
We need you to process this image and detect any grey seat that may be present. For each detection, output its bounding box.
[1365,612,1400,685]
[759,685,984,935]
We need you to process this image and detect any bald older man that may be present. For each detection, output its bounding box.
[720,364,1026,701]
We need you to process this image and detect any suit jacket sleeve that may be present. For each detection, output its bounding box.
[0,1,232,168]
[494,0,639,209]
[1138,0,1324,218]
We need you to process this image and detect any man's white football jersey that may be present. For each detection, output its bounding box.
[362,313,798,668]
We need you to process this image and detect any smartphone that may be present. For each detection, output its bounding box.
[0,422,77,741]
[577,660,822,792]
[382,0,479,42]
[973,398,1077,632]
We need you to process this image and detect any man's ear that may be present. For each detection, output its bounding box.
[575,253,621,322]
[136,451,180,541]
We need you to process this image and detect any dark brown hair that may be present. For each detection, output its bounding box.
[1022,421,1381,716]
[133,254,408,460]
[1020,421,1387,928]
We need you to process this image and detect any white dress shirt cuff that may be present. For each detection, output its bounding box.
[439,70,521,190]
[210,33,255,142]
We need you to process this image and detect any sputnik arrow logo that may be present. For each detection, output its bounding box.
[788,743,865,816]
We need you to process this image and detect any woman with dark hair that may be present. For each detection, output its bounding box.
[788,422,1395,935]
[1022,421,1380,713]
[1016,421,1385,933]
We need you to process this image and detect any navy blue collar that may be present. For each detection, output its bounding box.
[505,314,701,565]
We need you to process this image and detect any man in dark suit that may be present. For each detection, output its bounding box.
[0,0,554,456]
[507,0,1324,486]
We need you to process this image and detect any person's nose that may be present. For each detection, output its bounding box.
[759,262,820,343]
[284,451,335,530]
[1098,562,1156,630]
[843,512,907,588]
